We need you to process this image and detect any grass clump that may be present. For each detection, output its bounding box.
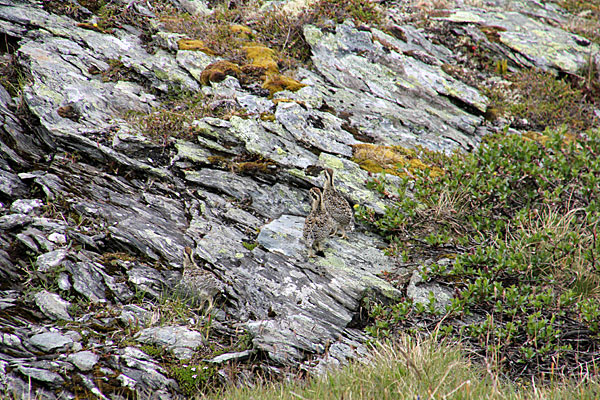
[209,336,600,400]
[125,90,246,144]
[0,54,27,98]
[357,126,600,380]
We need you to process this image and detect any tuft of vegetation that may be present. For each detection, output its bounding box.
[158,0,385,69]
[559,0,600,43]
[200,61,242,85]
[0,54,27,98]
[484,69,598,131]
[210,336,600,400]
[242,241,258,251]
[171,363,218,397]
[125,90,246,145]
[357,126,600,380]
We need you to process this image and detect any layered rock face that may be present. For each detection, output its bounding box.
[0,0,596,398]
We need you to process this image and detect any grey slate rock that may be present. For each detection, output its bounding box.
[17,366,64,387]
[29,331,74,352]
[135,326,206,360]
[34,290,72,321]
[68,350,100,371]
[10,198,44,214]
[120,304,153,326]
[36,249,68,273]
[257,214,305,258]
[0,213,32,230]
[0,169,28,198]
[205,349,255,364]
[66,261,108,302]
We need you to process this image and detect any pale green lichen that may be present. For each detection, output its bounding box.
[175,140,211,163]
[317,253,401,302]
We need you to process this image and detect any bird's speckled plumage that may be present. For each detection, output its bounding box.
[303,187,333,257]
[180,247,223,309]
[322,168,354,239]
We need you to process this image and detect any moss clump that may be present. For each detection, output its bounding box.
[140,344,163,359]
[208,154,278,175]
[243,45,279,76]
[262,73,306,96]
[99,252,136,266]
[242,241,258,251]
[352,143,444,178]
[259,112,275,122]
[177,39,216,55]
[200,61,242,85]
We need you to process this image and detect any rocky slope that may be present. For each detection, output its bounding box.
[0,0,597,398]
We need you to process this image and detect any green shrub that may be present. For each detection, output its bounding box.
[360,126,600,380]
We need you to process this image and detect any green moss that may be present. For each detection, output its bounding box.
[177,39,216,54]
[242,242,258,251]
[170,363,218,397]
[259,112,276,122]
[140,344,163,359]
[262,73,306,96]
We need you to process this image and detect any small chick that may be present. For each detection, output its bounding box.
[322,168,355,239]
[303,187,333,257]
[180,246,223,310]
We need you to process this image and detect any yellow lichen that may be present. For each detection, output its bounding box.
[200,60,242,85]
[262,73,306,95]
[352,143,444,178]
[177,39,216,55]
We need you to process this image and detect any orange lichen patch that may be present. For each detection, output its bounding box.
[262,73,306,96]
[200,60,242,85]
[243,45,279,75]
[229,24,253,39]
[352,143,444,178]
[177,39,216,55]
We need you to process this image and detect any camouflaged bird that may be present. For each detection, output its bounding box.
[179,246,223,310]
[322,168,354,239]
[303,187,334,257]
